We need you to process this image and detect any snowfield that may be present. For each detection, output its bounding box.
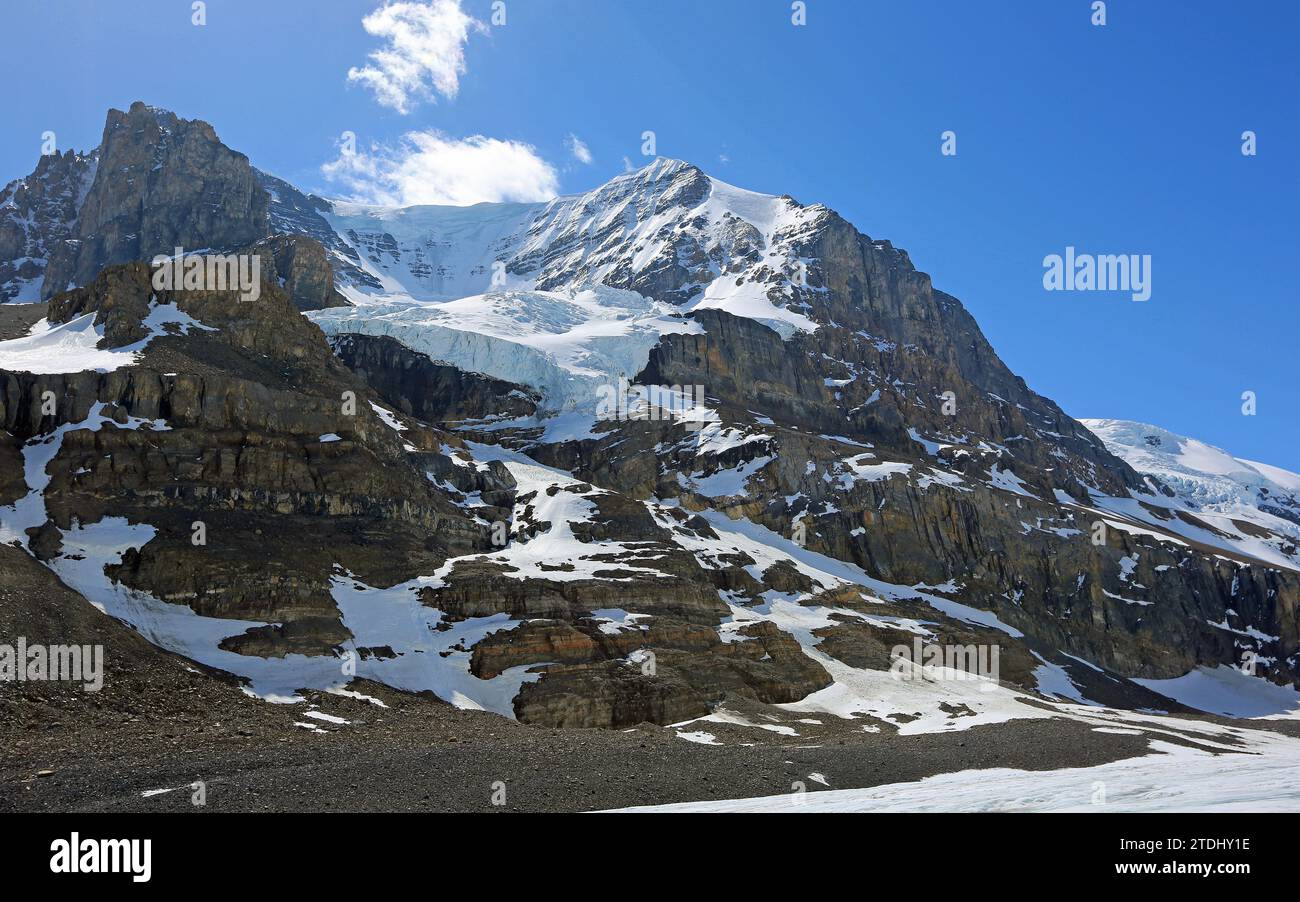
[608,728,1300,812]
[0,302,212,374]
[613,695,1300,813]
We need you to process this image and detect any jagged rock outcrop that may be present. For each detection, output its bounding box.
[0,149,97,302]
[252,234,351,311]
[256,169,383,292]
[509,618,833,728]
[42,102,269,299]
[3,105,360,314]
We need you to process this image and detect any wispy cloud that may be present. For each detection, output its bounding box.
[565,133,593,165]
[322,131,559,206]
[348,0,486,114]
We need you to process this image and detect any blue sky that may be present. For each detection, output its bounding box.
[3,0,1297,467]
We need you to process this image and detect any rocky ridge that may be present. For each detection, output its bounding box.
[0,148,97,302]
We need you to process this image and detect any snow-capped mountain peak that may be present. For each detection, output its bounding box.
[1082,419,1300,511]
[302,158,834,411]
[5,103,1300,752]
[313,156,827,316]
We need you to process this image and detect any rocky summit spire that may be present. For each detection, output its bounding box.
[40,101,270,299]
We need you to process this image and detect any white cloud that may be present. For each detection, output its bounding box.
[348,0,486,114]
[322,131,559,206]
[565,133,593,165]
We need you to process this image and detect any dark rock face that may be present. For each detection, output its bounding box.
[2,263,489,648]
[331,333,537,423]
[252,234,351,311]
[535,365,1300,692]
[509,618,833,729]
[640,254,1137,502]
[799,212,1137,493]
[640,309,842,435]
[0,149,97,302]
[1,107,355,317]
[42,103,269,299]
[523,201,1300,697]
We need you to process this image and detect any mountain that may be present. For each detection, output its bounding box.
[0,103,1297,732]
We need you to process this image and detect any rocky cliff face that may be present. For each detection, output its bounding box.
[1,104,1296,730]
[0,149,97,302]
[41,103,269,299]
[252,234,351,312]
[1,106,353,315]
[331,333,538,423]
[2,262,492,657]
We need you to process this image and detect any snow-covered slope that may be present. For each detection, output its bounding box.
[0,303,213,374]
[1081,418,1300,569]
[323,198,542,302]
[1082,420,1300,509]
[303,159,828,412]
